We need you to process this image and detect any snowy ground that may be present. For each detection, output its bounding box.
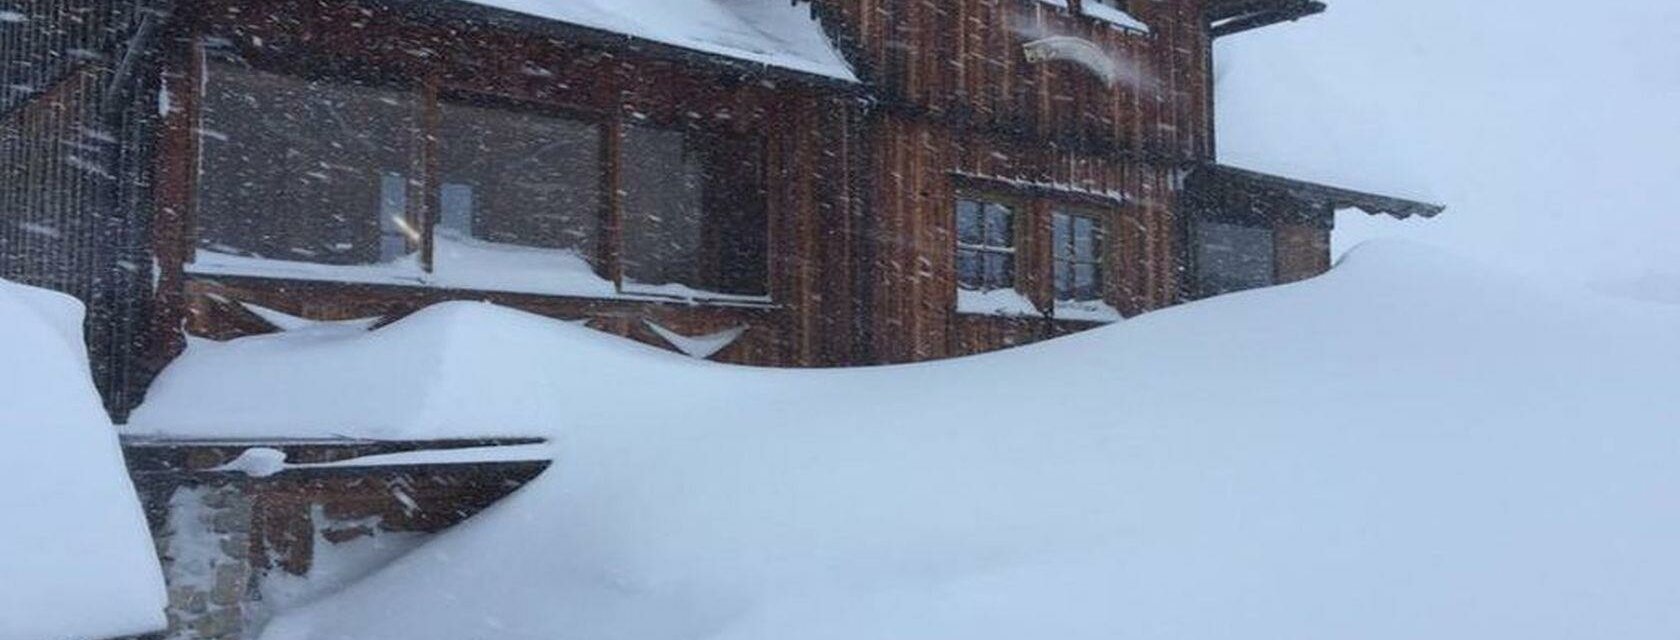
[0,280,166,640]
[128,241,1680,640]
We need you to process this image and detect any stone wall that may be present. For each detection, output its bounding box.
[157,485,252,640]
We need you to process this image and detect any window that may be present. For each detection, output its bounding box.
[955,198,1016,292]
[436,100,604,263]
[1053,210,1104,301]
[621,124,767,297]
[1194,220,1275,296]
[196,60,419,266]
[193,61,768,301]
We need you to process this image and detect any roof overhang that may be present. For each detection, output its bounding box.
[1188,164,1446,221]
[1206,0,1327,38]
[370,0,861,90]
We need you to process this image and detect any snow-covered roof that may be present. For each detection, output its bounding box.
[451,0,857,82]
[0,280,166,640]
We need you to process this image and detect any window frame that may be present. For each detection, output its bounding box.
[1051,207,1106,303]
[433,90,611,259]
[617,120,772,299]
[951,185,1124,321]
[184,44,773,305]
[954,193,1023,294]
[191,52,427,268]
[1190,218,1278,298]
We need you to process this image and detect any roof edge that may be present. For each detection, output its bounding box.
[1196,164,1447,220]
[372,0,862,90]
[1207,0,1327,38]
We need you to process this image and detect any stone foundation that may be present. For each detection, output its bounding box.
[158,485,253,640]
[124,439,549,640]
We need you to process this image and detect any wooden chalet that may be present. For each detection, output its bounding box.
[3,0,1444,417]
[7,3,1446,638]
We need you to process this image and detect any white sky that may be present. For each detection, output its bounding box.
[1213,0,1680,287]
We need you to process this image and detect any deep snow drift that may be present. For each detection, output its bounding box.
[0,280,167,640]
[131,241,1680,640]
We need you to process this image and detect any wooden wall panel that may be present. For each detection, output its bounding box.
[1275,223,1332,284]
[819,0,1213,161]
[824,0,1210,360]
[863,114,1182,361]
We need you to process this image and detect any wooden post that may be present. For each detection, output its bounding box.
[418,75,441,273]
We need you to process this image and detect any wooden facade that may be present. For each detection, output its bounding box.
[144,0,866,373]
[0,0,161,413]
[830,0,1214,361]
[1,0,1443,417]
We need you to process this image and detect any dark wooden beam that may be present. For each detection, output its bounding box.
[1207,0,1327,38]
[1189,164,1446,221]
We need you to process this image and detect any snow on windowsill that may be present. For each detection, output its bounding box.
[1054,299,1123,323]
[187,248,428,286]
[957,288,1042,318]
[187,235,775,309]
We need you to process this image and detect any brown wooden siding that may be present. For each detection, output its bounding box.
[825,0,1210,359]
[2,0,159,414]
[1274,223,1331,284]
[819,0,1213,161]
[863,115,1181,361]
[130,0,1225,399]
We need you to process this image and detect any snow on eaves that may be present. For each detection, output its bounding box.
[1079,2,1150,33]
[1035,0,1151,33]
[455,0,857,82]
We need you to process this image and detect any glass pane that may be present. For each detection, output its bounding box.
[956,200,983,245]
[1053,213,1073,260]
[622,126,703,290]
[1054,258,1073,298]
[984,203,1013,248]
[956,249,984,290]
[439,183,474,235]
[984,252,1013,290]
[1073,216,1097,260]
[197,61,418,265]
[621,126,768,296]
[1194,221,1275,295]
[379,173,410,262]
[439,101,601,256]
[1075,263,1099,299]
